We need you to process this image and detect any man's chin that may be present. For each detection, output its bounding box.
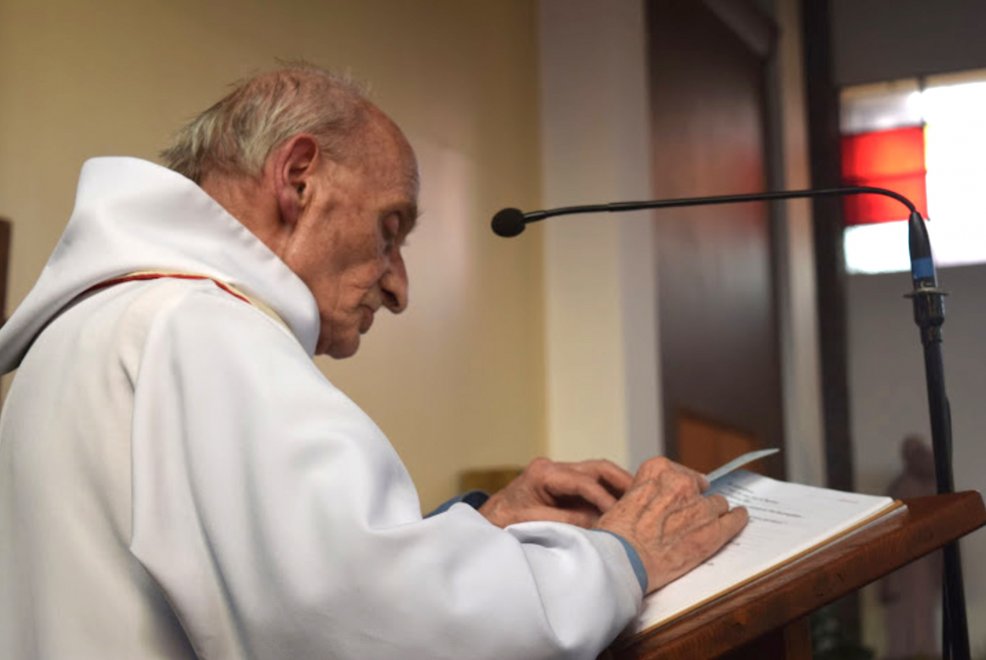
[317,334,361,359]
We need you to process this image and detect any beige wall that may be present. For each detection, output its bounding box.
[538,0,661,470]
[0,0,545,510]
[771,0,826,487]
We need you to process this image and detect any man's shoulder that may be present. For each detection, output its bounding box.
[132,277,294,344]
[67,276,298,362]
[113,276,313,384]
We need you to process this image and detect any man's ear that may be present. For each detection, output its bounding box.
[271,134,320,227]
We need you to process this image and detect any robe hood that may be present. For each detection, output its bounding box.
[0,157,320,373]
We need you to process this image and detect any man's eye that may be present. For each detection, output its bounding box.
[383,215,402,247]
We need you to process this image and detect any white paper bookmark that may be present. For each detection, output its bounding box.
[706,448,780,483]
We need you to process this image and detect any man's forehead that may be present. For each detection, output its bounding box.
[388,125,419,196]
[359,113,417,182]
[375,123,420,211]
[367,146,419,231]
[377,146,419,217]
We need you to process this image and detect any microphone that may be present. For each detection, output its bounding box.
[493,186,969,660]
[491,208,527,238]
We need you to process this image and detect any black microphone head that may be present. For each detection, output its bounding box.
[491,208,527,237]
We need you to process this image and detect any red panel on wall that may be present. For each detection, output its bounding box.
[841,126,928,225]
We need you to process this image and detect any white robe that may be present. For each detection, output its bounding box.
[0,158,641,659]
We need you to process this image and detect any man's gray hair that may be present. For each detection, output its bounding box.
[161,65,370,183]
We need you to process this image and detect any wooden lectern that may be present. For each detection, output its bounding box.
[606,491,986,659]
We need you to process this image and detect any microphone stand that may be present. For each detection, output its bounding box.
[907,207,970,660]
[493,186,970,660]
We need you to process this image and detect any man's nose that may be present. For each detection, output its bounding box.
[381,249,408,313]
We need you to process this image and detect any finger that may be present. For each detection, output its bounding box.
[620,479,696,539]
[676,493,730,521]
[635,456,707,489]
[659,493,731,537]
[525,459,628,513]
[664,460,709,489]
[705,493,730,517]
[571,459,633,496]
[698,508,749,566]
[668,466,708,497]
[690,506,748,556]
[654,469,703,504]
[634,456,674,481]
[546,470,620,513]
[719,506,749,539]
[599,479,656,526]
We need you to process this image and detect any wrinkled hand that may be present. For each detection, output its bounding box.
[596,456,748,594]
[479,457,633,528]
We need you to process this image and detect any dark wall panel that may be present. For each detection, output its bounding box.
[648,0,784,476]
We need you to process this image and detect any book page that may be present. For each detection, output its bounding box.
[630,470,898,633]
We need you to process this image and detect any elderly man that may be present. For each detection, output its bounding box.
[0,66,746,658]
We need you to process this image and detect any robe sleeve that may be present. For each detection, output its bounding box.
[127,288,642,660]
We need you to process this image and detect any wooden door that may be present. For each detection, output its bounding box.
[647,0,784,476]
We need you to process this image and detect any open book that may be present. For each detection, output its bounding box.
[628,462,903,635]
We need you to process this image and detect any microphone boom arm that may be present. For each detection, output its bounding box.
[493,184,971,660]
[521,185,916,223]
